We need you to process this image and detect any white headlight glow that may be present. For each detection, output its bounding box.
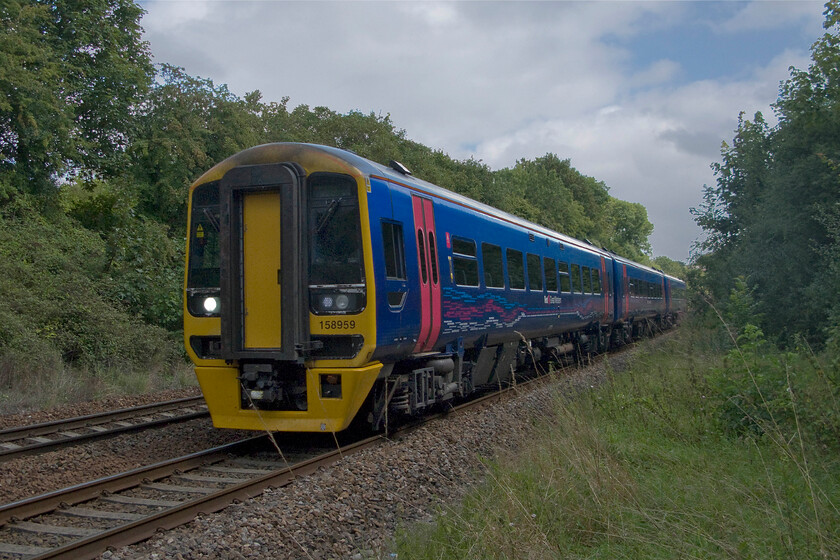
[203,297,218,313]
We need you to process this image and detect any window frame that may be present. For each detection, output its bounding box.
[381,220,406,281]
[558,261,571,293]
[507,248,526,290]
[482,243,505,289]
[527,253,543,292]
[451,236,479,287]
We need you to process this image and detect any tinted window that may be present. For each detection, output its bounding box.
[428,231,438,284]
[544,257,557,292]
[582,266,592,294]
[507,249,525,290]
[452,237,478,286]
[381,221,405,280]
[309,175,363,285]
[592,268,601,294]
[417,230,427,284]
[570,263,582,293]
[483,243,504,288]
[188,182,221,289]
[453,237,476,256]
[527,253,542,291]
[558,261,571,293]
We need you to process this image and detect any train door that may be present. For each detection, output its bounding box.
[242,191,282,349]
[600,256,611,324]
[218,163,308,361]
[412,195,441,352]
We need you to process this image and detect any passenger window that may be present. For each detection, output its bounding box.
[452,237,478,287]
[592,268,601,294]
[545,257,557,292]
[381,221,406,280]
[558,261,571,293]
[482,243,504,288]
[428,231,438,285]
[570,263,582,293]
[582,266,592,294]
[417,230,427,284]
[507,249,525,290]
[527,253,542,291]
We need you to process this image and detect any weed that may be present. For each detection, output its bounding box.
[394,326,840,559]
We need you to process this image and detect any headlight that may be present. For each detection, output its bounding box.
[203,297,220,313]
[310,287,365,314]
[186,289,221,317]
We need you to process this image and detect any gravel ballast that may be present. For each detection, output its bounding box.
[0,342,651,559]
[104,351,636,560]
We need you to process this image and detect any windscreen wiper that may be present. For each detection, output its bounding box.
[316,199,340,234]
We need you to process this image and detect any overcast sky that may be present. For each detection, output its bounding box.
[139,0,827,261]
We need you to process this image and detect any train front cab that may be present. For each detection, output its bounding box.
[184,146,382,433]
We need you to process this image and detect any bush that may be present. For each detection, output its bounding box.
[707,324,840,451]
[0,196,183,379]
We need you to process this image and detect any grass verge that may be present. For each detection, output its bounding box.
[0,355,196,415]
[393,324,840,559]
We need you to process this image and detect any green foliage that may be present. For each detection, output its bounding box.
[129,64,264,227]
[395,327,840,559]
[0,196,181,374]
[651,255,687,278]
[707,323,840,451]
[0,0,153,198]
[692,4,840,346]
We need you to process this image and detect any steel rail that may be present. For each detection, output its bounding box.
[0,338,650,559]
[0,397,209,462]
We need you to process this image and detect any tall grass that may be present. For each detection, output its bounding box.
[394,322,840,559]
[0,356,196,414]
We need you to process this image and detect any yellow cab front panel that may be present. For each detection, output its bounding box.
[183,144,380,433]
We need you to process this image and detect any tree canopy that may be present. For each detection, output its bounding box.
[692,1,840,344]
[0,0,664,374]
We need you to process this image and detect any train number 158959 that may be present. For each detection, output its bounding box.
[318,320,356,330]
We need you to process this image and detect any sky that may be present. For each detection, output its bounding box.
[138,0,827,261]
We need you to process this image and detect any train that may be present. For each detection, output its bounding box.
[183,143,687,433]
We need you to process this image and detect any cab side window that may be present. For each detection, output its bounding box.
[381,221,406,280]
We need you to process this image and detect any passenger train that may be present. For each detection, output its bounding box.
[184,143,686,433]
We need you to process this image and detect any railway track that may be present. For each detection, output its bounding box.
[0,339,650,559]
[0,372,546,560]
[0,397,209,462]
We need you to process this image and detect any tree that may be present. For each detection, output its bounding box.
[692,1,840,344]
[129,65,264,227]
[0,0,153,198]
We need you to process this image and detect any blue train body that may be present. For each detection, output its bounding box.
[183,143,687,432]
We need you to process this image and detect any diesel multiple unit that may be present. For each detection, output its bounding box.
[184,143,686,432]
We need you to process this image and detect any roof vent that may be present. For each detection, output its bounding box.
[389,160,412,175]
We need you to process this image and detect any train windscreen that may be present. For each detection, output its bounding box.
[308,175,364,286]
[186,182,221,316]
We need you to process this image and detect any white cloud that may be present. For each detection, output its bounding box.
[718,0,824,33]
[138,0,825,260]
[140,0,213,33]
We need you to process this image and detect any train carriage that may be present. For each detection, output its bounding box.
[184,143,682,433]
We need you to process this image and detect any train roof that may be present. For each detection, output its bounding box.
[309,144,615,259]
[196,142,664,275]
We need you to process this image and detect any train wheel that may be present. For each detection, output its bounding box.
[599,327,611,353]
[593,326,607,354]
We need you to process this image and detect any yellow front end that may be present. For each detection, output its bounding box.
[194,362,381,432]
[183,143,381,433]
